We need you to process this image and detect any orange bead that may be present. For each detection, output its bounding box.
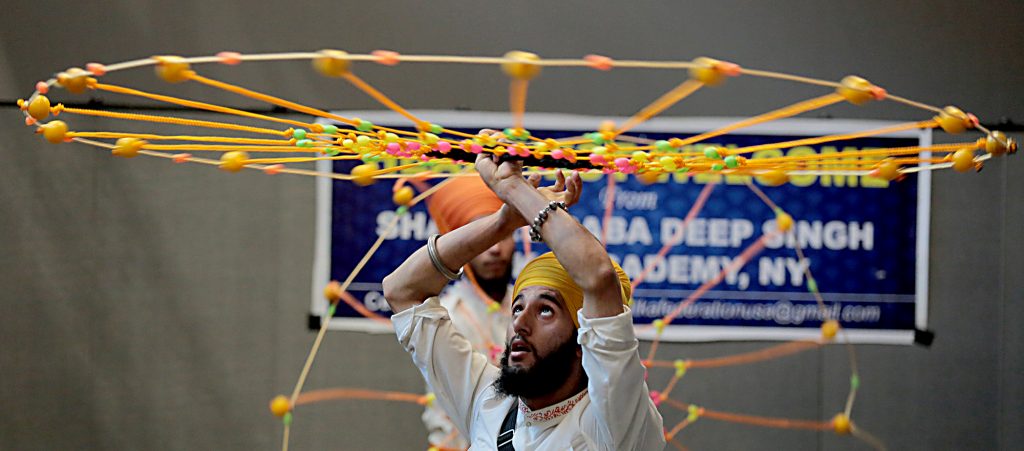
[27,95,51,121]
[40,120,68,144]
[313,50,352,77]
[219,151,249,172]
[832,413,851,435]
[821,320,840,340]
[154,56,193,83]
[951,148,975,172]
[269,395,291,417]
[323,280,343,304]
[501,51,542,80]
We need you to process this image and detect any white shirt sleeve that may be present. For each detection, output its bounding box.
[577,306,666,451]
[393,296,500,440]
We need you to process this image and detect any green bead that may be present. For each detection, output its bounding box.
[293,129,307,140]
[711,163,724,171]
[850,374,860,390]
[724,155,739,168]
[396,206,409,216]
[704,147,721,159]
[322,124,338,135]
[591,146,607,155]
[326,303,338,317]
[327,148,341,156]
[384,132,399,142]
[807,278,818,293]
[282,412,293,426]
[677,167,690,173]
[356,135,371,146]
[429,123,443,134]
[356,120,374,132]
[655,140,673,152]
[632,151,650,163]
[296,139,312,147]
[588,132,605,145]
[342,139,354,148]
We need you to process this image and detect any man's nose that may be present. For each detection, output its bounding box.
[512,310,532,336]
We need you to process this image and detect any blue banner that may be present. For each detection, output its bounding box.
[313,113,927,344]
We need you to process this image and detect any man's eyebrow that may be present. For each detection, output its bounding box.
[536,292,560,304]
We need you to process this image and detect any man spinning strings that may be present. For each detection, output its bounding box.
[384,153,666,450]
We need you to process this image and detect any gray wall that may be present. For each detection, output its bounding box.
[1,1,1021,450]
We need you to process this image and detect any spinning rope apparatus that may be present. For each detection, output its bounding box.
[17,50,1017,451]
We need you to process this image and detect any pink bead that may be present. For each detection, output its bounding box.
[649,391,662,406]
[551,149,565,160]
[86,62,107,76]
[407,142,421,151]
[602,168,615,174]
[217,51,242,65]
[35,82,48,94]
[436,141,452,153]
[590,154,606,165]
[385,142,401,154]
[615,157,630,168]
[470,144,483,154]
[420,155,431,161]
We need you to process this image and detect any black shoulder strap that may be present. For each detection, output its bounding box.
[496,401,518,451]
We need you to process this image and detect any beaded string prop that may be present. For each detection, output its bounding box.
[18,50,1018,451]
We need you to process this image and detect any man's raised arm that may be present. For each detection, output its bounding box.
[475,155,623,319]
[383,203,521,313]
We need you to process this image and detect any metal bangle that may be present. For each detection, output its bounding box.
[528,201,568,242]
[427,234,464,280]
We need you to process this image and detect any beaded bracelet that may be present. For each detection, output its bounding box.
[529,201,568,242]
[427,234,464,280]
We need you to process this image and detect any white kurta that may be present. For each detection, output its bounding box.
[394,296,666,451]
[423,280,511,448]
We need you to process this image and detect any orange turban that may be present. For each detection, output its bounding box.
[427,176,505,234]
[512,252,631,328]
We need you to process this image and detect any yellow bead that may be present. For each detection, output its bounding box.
[313,50,352,77]
[351,163,377,186]
[837,75,877,105]
[269,395,291,417]
[775,211,794,232]
[219,151,249,172]
[832,413,851,435]
[501,51,542,80]
[154,56,193,83]
[57,68,91,94]
[874,158,901,180]
[27,95,51,121]
[392,186,414,206]
[423,392,436,407]
[689,57,726,86]
[934,106,972,134]
[821,320,840,340]
[40,120,68,144]
[951,148,975,172]
[985,131,1016,156]
[653,319,666,333]
[759,169,789,187]
[112,137,146,158]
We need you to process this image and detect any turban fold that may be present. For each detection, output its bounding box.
[512,252,631,328]
[427,175,504,234]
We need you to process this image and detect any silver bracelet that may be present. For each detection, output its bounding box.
[529,201,568,242]
[427,234,464,280]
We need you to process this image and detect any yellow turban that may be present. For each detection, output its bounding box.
[427,175,504,234]
[512,252,631,328]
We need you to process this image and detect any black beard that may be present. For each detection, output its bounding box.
[493,331,586,399]
[475,265,512,301]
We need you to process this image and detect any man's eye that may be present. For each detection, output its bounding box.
[540,306,553,316]
[512,305,523,314]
